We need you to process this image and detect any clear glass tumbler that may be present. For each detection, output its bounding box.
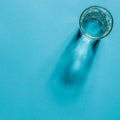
[51,6,113,95]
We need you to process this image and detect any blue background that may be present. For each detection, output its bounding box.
[0,0,120,120]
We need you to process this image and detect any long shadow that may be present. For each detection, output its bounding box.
[48,30,100,104]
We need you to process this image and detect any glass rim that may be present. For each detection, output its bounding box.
[79,6,113,40]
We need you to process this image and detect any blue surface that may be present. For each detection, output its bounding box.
[0,0,120,120]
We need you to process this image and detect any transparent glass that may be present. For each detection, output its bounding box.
[50,6,113,95]
[79,6,113,40]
